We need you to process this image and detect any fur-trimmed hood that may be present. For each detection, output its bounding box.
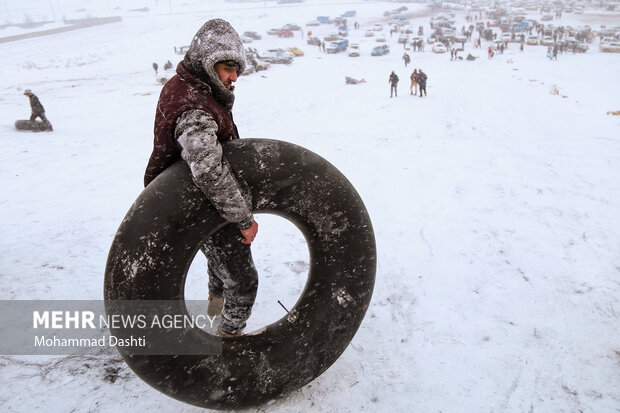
[182,19,246,110]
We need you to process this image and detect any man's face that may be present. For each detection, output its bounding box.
[214,62,238,90]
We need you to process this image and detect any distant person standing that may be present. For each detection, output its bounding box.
[409,69,418,95]
[416,69,427,97]
[389,71,399,98]
[403,52,411,67]
[23,89,52,127]
[152,62,159,74]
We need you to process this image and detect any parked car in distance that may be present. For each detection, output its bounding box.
[398,34,409,44]
[526,35,538,45]
[326,39,349,53]
[365,30,374,37]
[348,43,360,57]
[541,14,553,21]
[540,36,555,46]
[432,42,447,53]
[287,47,304,56]
[254,60,270,71]
[376,36,387,42]
[501,32,512,42]
[600,41,620,52]
[454,34,467,44]
[283,23,301,31]
[563,38,589,52]
[243,31,262,40]
[306,20,320,26]
[267,48,294,57]
[324,32,342,42]
[371,44,390,56]
[373,23,383,31]
[260,49,293,64]
[278,29,294,38]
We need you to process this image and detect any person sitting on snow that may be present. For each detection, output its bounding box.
[144,18,259,337]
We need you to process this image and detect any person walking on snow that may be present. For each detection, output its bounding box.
[416,69,427,97]
[403,52,410,67]
[389,71,399,97]
[23,89,52,128]
[144,18,259,337]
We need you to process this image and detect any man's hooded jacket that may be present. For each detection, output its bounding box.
[144,19,253,229]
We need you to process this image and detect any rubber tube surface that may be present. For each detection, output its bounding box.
[104,138,376,409]
[14,119,53,132]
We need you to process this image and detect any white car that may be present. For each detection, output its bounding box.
[373,23,383,31]
[501,32,512,42]
[432,43,447,53]
[348,43,360,57]
[260,50,293,64]
[364,30,374,37]
[541,36,555,46]
[600,41,620,52]
[526,35,538,45]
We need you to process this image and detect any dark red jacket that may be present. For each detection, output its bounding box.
[144,62,239,187]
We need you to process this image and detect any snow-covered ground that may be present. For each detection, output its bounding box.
[1,0,619,412]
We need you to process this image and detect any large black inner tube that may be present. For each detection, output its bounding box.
[14,119,53,132]
[104,138,376,409]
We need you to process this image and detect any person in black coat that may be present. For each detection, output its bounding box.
[24,89,51,124]
[389,71,399,97]
[416,70,427,97]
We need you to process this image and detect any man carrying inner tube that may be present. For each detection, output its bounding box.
[143,18,258,337]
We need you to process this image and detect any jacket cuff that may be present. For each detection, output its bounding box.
[237,217,254,231]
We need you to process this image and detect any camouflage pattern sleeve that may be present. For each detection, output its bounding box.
[175,109,254,229]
